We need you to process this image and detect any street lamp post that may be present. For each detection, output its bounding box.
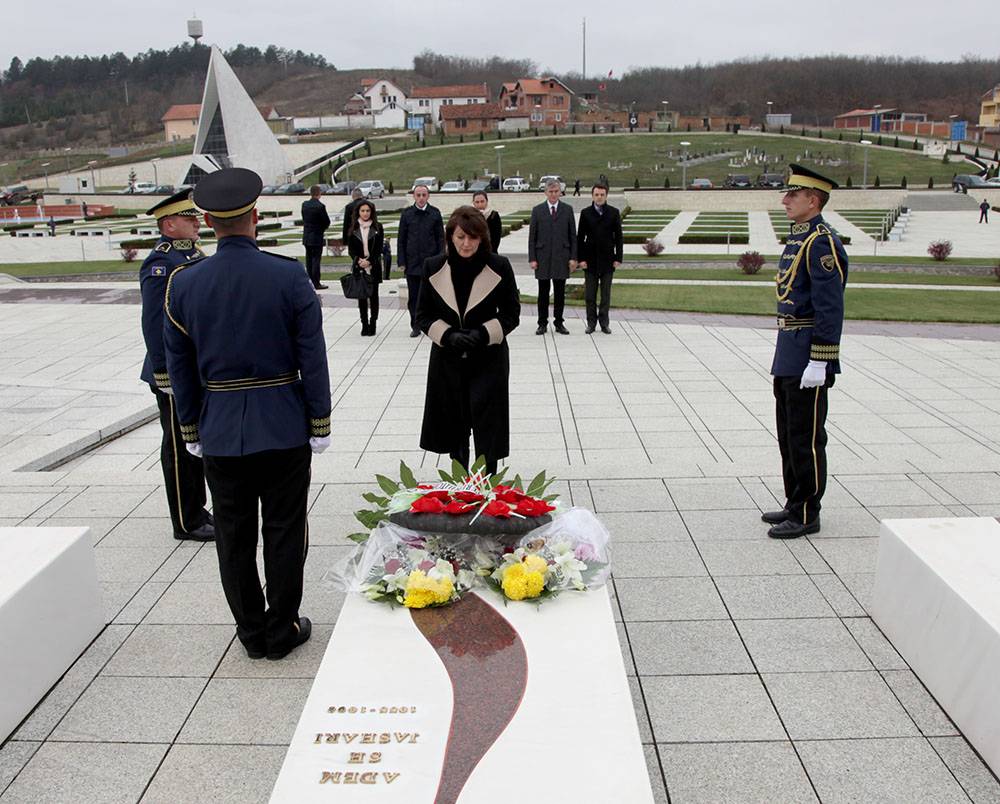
[495,144,505,185]
[87,160,98,193]
[680,140,691,189]
[860,139,872,189]
[41,162,51,190]
[766,100,773,128]
[63,147,72,173]
[661,100,669,129]
[151,158,160,186]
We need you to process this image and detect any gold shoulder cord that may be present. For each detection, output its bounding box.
[776,230,821,302]
[164,264,193,337]
[826,234,845,284]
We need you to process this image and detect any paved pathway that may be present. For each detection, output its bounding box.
[2,297,1000,802]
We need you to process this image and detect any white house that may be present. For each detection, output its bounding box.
[406,83,490,130]
[362,78,408,129]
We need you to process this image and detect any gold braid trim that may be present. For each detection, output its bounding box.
[164,263,194,337]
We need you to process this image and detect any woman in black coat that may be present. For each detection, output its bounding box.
[473,191,503,254]
[416,206,520,474]
[346,200,384,336]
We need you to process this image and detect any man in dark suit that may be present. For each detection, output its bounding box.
[763,164,848,539]
[341,188,363,242]
[528,179,577,334]
[397,184,445,337]
[164,168,331,661]
[301,184,330,290]
[139,188,214,542]
[577,182,623,334]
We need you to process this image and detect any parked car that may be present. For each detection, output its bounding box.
[357,180,386,199]
[986,177,1000,187]
[276,182,306,194]
[468,179,492,192]
[724,174,752,189]
[330,181,357,195]
[132,181,157,194]
[502,177,530,192]
[952,174,991,193]
[260,185,278,195]
[294,128,316,136]
[440,180,465,192]
[1,184,43,205]
[312,183,334,194]
[756,173,785,189]
[152,184,175,194]
[689,178,714,189]
[537,175,566,193]
[411,176,439,192]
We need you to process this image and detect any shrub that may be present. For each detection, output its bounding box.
[900,176,907,188]
[479,131,484,141]
[633,177,640,189]
[592,123,597,133]
[993,262,1000,282]
[927,240,953,261]
[663,176,670,189]
[838,132,843,141]
[846,176,853,188]
[942,152,949,164]
[642,238,664,256]
[893,136,899,148]
[873,175,880,188]
[928,177,934,189]
[552,125,558,135]
[120,246,138,262]
[388,182,394,194]
[736,250,765,274]
[516,128,521,138]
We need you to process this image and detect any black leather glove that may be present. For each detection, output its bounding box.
[442,328,467,350]
[466,326,488,347]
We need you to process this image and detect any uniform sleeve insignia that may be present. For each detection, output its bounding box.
[820,254,836,272]
[152,265,167,276]
[154,242,172,253]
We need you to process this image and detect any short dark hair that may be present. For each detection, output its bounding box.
[804,188,830,210]
[592,182,609,194]
[349,200,379,235]
[207,209,254,236]
[309,184,322,197]
[446,205,489,243]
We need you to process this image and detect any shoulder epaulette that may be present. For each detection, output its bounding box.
[176,255,208,269]
[261,250,300,263]
[154,241,172,253]
[815,223,831,235]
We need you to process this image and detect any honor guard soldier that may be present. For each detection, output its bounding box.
[139,189,215,542]
[763,164,848,539]
[164,168,332,660]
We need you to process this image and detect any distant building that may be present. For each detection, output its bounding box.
[833,108,928,132]
[765,113,792,128]
[360,78,408,128]
[161,104,201,142]
[257,105,294,137]
[342,93,367,116]
[499,78,575,127]
[980,85,1000,128]
[408,83,490,130]
[437,103,530,135]
[677,114,750,132]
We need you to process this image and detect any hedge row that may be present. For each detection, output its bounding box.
[678,233,750,244]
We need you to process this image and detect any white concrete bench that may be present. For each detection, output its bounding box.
[0,527,104,740]
[872,517,1000,774]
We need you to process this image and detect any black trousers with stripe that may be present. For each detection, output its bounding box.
[773,375,834,525]
[203,445,312,652]
[153,388,208,535]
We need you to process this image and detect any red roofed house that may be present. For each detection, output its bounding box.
[498,78,574,127]
[437,103,530,136]
[406,83,490,129]
[161,104,201,142]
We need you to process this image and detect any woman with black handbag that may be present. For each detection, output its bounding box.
[346,200,384,336]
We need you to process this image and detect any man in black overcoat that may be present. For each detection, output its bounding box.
[577,182,623,334]
[528,179,577,334]
[398,184,445,337]
[341,188,363,241]
[301,185,330,290]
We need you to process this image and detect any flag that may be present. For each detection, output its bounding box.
[607,69,613,78]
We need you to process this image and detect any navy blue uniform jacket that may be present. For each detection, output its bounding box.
[772,214,848,377]
[139,236,203,390]
[163,236,332,456]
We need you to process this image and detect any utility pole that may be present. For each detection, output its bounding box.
[582,18,586,80]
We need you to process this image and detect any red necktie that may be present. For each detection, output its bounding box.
[550,205,556,218]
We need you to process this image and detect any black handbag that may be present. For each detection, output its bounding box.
[340,270,373,299]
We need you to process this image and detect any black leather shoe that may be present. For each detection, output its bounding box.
[761,509,790,525]
[315,283,329,290]
[245,643,267,660]
[268,617,312,660]
[203,511,215,527]
[410,328,420,338]
[535,325,547,335]
[554,324,570,334]
[600,325,612,334]
[174,522,215,542]
[585,325,596,334]
[360,323,371,336]
[768,518,820,539]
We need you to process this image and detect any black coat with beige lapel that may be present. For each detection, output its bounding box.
[416,252,521,459]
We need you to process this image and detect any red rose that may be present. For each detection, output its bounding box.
[410,495,446,514]
[515,498,555,517]
[443,500,474,515]
[453,491,485,503]
[417,484,434,489]
[494,485,526,504]
[483,499,512,518]
[420,490,451,501]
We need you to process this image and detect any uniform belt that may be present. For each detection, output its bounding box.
[205,371,300,391]
[776,316,815,330]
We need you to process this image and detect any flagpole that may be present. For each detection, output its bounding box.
[582,18,586,80]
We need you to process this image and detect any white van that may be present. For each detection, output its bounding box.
[502,177,530,192]
[411,177,439,192]
[537,175,566,193]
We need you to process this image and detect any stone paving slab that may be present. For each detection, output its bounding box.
[3,299,1000,802]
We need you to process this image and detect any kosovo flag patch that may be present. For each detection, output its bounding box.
[152,265,167,276]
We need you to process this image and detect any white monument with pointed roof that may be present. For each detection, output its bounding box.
[178,45,293,187]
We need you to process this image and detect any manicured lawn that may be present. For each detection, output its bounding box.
[342,133,960,189]
[523,283,1000,323]
[1,256,352,278]
[616,267,999,285]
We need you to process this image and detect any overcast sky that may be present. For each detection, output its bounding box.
[4,1,997,76]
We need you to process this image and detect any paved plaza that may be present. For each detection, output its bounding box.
[2,287,1000,802]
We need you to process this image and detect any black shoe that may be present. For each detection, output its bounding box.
[360,323,371,336]
[245,643,267,660]
[370,322,377,335]
[768,518,820,539]
[600,325,612,334]
[203,511,215,527]
[535,325,547,335]
[315,284,329,290]
[554,324,570,334]
[410,328,420,338]
[268,617,312,660]
[761,509,790,525]
[174,522,215,542]
[585,325,596,334]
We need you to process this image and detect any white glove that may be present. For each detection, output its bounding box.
[800,360,827,389]
[309,436,331,454]
[160,387,174,396]
[185,442,203,458]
